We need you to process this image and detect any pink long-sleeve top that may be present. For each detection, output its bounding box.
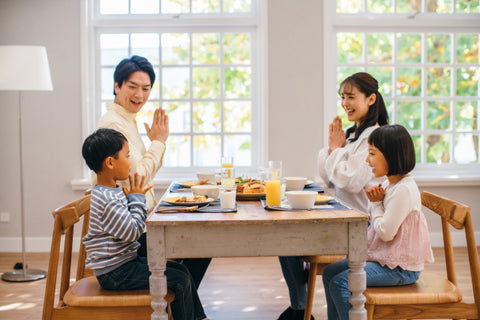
[367,175,434,271]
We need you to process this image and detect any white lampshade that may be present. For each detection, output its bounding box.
[0,45,53,91]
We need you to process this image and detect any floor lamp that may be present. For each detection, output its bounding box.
[0,46,53,282]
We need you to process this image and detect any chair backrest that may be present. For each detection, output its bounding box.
[421,191,480,314]
[42,194,91,319]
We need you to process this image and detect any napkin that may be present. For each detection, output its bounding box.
[170,183,190,192]
[261,199,349,211]
[303,182,324,193]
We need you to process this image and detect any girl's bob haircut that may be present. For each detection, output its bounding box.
[368,124,416,176]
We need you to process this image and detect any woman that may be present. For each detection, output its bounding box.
[277,72,388,320]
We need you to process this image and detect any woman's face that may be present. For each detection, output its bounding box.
[340,83,376,126]
[114,71,152,114]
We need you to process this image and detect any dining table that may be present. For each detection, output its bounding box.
[146,182,369,320]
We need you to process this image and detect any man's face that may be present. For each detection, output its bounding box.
[114,71,152,114]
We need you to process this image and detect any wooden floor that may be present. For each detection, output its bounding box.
[0,247,477,320]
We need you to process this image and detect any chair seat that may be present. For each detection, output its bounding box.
[303,254,346,264]
[64,276,174,307]
[364,272,462,305]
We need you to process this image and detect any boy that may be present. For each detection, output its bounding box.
[81,128,210,320]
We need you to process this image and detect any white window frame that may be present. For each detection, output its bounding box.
[75,0,268,189]
[323,1,480,187]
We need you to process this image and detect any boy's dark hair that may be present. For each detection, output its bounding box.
[113,55,155,95]
[82,128,128,173]
[339,72,389,142]
[368,124,416,176]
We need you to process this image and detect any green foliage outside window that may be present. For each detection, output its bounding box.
[336,27,479,164]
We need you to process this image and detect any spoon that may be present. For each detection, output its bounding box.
[156,205,199,213]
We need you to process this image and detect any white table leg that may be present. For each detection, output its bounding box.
[147,227,169,320]
[348,260,367,320]
[348,221,368,320]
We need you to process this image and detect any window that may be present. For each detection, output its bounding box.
[83,0,264,179]
[324,0,480,182]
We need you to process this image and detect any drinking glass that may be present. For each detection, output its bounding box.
[219,185,237,210]
[221,156,234,178]
[268,160,282,180]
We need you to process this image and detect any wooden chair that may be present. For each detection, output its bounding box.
[364,190,480,320]
[302,254,346,320]
[42,194,175,320]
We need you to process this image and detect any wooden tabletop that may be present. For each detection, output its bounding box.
[148,199,368,226]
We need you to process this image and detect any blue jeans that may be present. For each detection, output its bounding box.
[278,256,308,309]
[97,254,206,320]
[322,259,420,320]
[137,233,211,289]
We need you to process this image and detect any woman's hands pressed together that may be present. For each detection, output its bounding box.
[123,173,153,196]
[144,107,169,144]
[328,116,346,154]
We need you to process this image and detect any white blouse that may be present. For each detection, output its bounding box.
[317,125,383,212]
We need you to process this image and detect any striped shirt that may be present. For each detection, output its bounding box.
[83,185,148,276]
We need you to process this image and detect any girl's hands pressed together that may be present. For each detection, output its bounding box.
[123,173,153,196]
[364,184,385,202]
[328,116,346,154]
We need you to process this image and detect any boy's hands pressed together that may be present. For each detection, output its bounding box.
[123,173,153,196]
[364,184,385,202]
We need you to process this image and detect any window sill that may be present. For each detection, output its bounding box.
[71,172,480,191]
[412,174,480,187]
[71,178,173,191]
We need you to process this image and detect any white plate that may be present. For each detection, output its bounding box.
[176,181,198,188]
[315,195,334,205]
[163,197,214,206]
[236,192,266,200]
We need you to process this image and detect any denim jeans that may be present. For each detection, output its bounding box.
[137,233,212,289]
[96,250,206,320]
[322,259,420,320]
[278,256,308,309]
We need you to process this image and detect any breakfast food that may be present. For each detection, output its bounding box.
[166,195,208,203]
[243,181,266,194]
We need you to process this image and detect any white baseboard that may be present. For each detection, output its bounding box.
[1,231,479,253]
[0,237,82,253]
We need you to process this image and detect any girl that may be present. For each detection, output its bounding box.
[278,72,388,320]
[322,124,434,320]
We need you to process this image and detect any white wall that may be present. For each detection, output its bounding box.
[0,0,479,252]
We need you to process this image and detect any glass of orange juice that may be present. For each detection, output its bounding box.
[266,180,281,206]
[221,156,234,178]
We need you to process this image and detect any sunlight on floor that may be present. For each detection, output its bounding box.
[241,306,258,312]
[0,302,37,311]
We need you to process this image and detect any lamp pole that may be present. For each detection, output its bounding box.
[0,45,52,282]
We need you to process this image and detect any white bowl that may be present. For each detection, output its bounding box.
[191,185,220,199]
[286,191,318,209]
[285,177,307,191]
[196,171,216,184]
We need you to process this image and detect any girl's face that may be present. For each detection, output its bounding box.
[340,83,376,126]
[366,144,389,178]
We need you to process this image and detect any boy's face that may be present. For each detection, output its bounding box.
[114,71,151,114]
[112,142,131,180]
